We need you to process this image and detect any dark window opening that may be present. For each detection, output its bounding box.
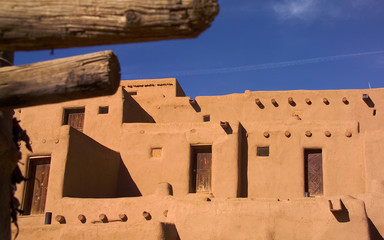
[127,91,137,96]
[203,115,210,122]
[98,106,109,114]
[257,146,269,157]
[23,156,51,215]
[63,107,85,132]
[190,146,212,193]
[373,109,376,116]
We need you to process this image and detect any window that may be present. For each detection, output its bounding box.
[257,146,269,157]
[63,107,85,132]
[203,115,210,122]
[127,91,137,96]
[151,148,162,158]
[98,106,109,114]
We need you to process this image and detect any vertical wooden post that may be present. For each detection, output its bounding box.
[0,51,17,240]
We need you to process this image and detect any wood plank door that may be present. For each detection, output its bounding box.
[304,149,323,196]
[23,157,51,215]
[63,107,85,132]
[67,112,85,132]
[191,146,212,193]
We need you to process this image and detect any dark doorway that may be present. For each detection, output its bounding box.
[23,156,51,215]
[190,146,212,193]
[63,107,85,132]
[304,149,323,197]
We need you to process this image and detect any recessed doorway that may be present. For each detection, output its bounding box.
[304,149,323,197]
[190,146,212,193]
[23,156,51,215]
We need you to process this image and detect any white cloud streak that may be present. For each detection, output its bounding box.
[272,0,320,20]
[123,50,384,79]
[271,0,383,21]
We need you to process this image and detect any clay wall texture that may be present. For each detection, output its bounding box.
[12,78,384,240]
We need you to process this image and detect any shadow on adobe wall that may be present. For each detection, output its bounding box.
[63,128,141,198]
[116,158,142,197]
[63,127,121,198]
[369,217,384,240]
[331,201,350,223]
[161,222,181,240]
[122,89,155,123]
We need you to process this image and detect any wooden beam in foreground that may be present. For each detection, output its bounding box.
[0,0,219,51]
[0,51,120,108]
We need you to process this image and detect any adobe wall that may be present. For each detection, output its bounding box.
[14,87,124,152]
[11,78,384,239]
[244,120,363,198]
[62,126,121,198]
[13,89,124,201]
[42,126,121,214]
[170,196,370,240]
[12,194,371,240]
[120,122,240,198]
[14,79,384,199]
[14,79,384,201]
[123,83,382,199]
[120,78,185,98]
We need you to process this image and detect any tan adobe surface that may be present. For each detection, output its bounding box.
[12,78,384,240]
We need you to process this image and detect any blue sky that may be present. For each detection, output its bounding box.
[14,0,384,98]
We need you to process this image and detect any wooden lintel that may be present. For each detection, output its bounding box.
[0,0,219,51]
[0,50,120,108]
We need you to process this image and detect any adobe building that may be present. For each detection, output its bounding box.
[12,78,384,239]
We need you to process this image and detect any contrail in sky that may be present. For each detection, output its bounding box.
[123,50,384,78]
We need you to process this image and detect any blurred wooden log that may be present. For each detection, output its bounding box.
[0,52,16,240]
[0,0,219,51]
[0,50,120,108]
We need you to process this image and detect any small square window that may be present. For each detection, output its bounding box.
[203,115,210,122]
[98,106,109,114]
[151,148,162,158]
[257,146,269,157]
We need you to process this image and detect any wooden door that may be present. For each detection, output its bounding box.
[63,107,85,132]
[191,147,212,193]
[23,157,51,215]
[304,149,323,196]
[67,112,84,132]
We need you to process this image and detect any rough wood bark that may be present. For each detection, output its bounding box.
[0,110,16,240]
[0,51,16,240]
[0,50,121,108]
[0,0,219,51]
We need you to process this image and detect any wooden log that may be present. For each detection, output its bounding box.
[119,214,128,222]
[99,214,108,223]
[0,110,16,240]
[0,50,120,108]
[0,0,219,51]
[55,215,66,224]
[0,52,17,240]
